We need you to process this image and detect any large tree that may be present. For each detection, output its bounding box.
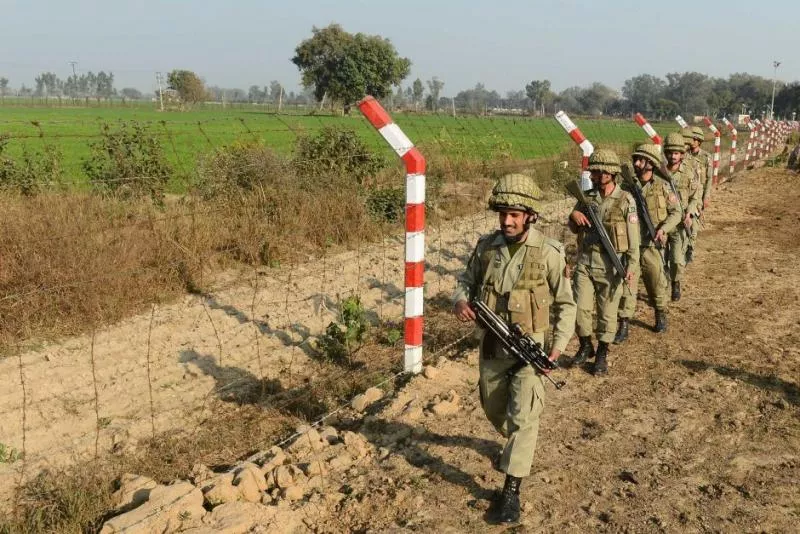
[167,69,207,105]
[664,72,712,115]
[426,77,444,111]
[621,74,666,114]
[291,24,411,108]
[525,79,554,114]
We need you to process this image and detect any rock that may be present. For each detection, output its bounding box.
[273,465,304,489]
[202,473,239,507]
[259,446,287,473]
[327,453,353,472]
[342,431,369,459]
[111,473,158,511]
[431,390,461,416]
[319,426,339,445]
[352,387,383,412]
[306,475,325,490]
[422,366,439,379]
[233,468,265,503]
[282,485,304,502]
[180,502,276,534]
[189,464,214,486]
[100,481,205,533]
[301,461,327,477]
[234,463,268,491]
[286,428,325,456]
[400,402,424,422]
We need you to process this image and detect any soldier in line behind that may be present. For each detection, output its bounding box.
[614,144,681,343]
[452,174,576,525]
[568,150,639,374]
[682,126,712,263]
[662,133,702,301]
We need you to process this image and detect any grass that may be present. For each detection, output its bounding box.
[0,104,683,191]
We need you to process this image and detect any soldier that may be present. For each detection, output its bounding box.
[453,174,576,525]
[662,132,702,301]
[682,126,712,263]
[568,150,639,374]
[614,144,681,342]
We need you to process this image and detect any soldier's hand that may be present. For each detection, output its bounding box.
[624,270,634,283]
[655,229,667,245]
[683,214,693,229]
[570,210,591,227]
[703,198,710,210]
[548,349,561,363]
[454,300,476,323]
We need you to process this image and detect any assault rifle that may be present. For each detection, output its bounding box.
[566,180,629,284]
[470,299,565,389]
[621,163,669,273]
[655,160,692,241]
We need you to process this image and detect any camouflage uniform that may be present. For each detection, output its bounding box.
[453,174,576,523]
[662,133,702,298]
[569,150,640,374]
[617,144,681,337]
[682,127,713,254]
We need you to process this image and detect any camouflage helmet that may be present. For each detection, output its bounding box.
[680,127,694,143]
[488,173,543,213]
[664,132,687,153]
[690,126,705,141]
[587,149,621,175]
[632,143,663,168]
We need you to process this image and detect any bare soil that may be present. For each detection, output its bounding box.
[3,166,799,532]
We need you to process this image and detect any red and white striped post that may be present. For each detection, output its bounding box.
[702,117,721,185]
[722,118,738,176]
[753,119,764,159]
[634,112,663,144]
[555,111,594,190]
[675,115,689,128]
[358,96,424,374]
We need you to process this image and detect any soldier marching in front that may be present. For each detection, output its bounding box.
[614,144,681,343]
[453,174,576,525]
[662,132,702,301]
[568,150,640,375]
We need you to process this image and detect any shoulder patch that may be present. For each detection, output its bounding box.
[628,213,639,224]
[668,192,678,204]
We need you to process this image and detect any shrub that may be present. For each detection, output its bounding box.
[316,295,369,365]
[292,125,386,184]
[0,135,64,195]
[83,121,172,204]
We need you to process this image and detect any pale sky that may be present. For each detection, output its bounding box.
[1,0,796,95]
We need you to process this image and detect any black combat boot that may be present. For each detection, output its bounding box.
[613,318,629,344]
[491,475,521,524]
[686,246,694,264]
[572,336,595,366]
[593,342,609,375]
[654,309,668,333]
[671,281,681,301]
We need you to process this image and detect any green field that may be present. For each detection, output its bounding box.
[0,104,681,190]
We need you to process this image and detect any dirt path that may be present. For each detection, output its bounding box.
[302,166,800,532]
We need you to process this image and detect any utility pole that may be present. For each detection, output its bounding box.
[155,71,164,111]
[770,60,781,120]
[68,61,78,98]
[278,84,284,112]
[451,96,456,117]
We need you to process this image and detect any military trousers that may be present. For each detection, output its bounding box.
[689,216,700,249]
[668,227,689,282]
[479,353,545,478]
[618,246,670,319]
[573,263,623,344]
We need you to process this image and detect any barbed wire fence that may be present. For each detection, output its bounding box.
[0,103,793,522]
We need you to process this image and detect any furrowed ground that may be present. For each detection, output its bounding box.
[1,164,797,532]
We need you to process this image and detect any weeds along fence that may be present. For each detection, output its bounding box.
[0,103,790,530]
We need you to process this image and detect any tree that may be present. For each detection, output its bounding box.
[0,78,8,97]
[269,80,282,102]
[167,69,207,106]
[34,72,62,97]
[621,74,666,114]
[664,72,712,115]
[412,78,424,110]
[454,83,501,114]
[525,79,553,114]
[292,24,411,109]
[775,82,800,118]
[248,85,265,102]
[95,71,115,99]
[426,77,444,111]
[578,83,618,115]
[121,87,142,100]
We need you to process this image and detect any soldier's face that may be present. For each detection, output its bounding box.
[666,150,682,166]
[498,209,529,238]
[632,156,652,178]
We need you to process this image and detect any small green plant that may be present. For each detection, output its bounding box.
[83,121,173,204]
[377,320,403,346]
[365,186,405,222]
[0,442,22,463]
[316,295,369,365]
[0,135,64,195]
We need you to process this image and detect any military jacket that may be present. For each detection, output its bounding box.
[571,184,640,272]
[453,228,576,352]
[624,176,681,248]
[687,148,713,202]
[663,159,701,217]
